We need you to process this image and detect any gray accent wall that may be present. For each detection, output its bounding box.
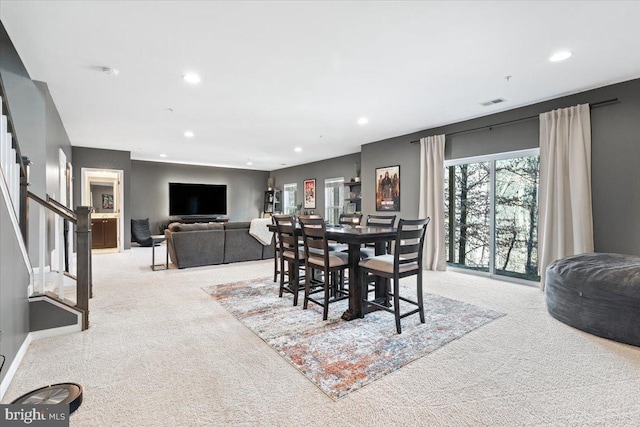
[270,153,361,217]
[72,147,132,249]
[0,20,46,263]
[0,189,30,387]
[131,160,269,234]
[360,78,640,256]
[1,20,73,386]
[29,301,78,332]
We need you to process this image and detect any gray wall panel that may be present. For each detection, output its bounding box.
[270,153,361,218]
[0,21,45,263]
[72,147,132,249]
[131,160,269,234]
[0,190,30,387]
[360,78,640,256]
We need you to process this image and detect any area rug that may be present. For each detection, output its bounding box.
[203,277,504,400]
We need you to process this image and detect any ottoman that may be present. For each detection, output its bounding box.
[545,252,640,347]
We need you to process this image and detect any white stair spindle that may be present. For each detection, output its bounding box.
[1,115,7,184]
[39,204,46,295]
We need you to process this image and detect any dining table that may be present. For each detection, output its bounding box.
[268,222,397,320]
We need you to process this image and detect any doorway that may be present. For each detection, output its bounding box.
[81,168,124,252]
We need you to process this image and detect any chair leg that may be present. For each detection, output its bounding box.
[417,271,425,324]
[279,259,287,298]
[273,251,278,282]
[360,269,367,319]
[303,265,311,310]
[323,269,330,321]
[393,277,402,334]
[292,261,299,306]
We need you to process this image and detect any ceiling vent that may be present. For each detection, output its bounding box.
[480,98,506,106]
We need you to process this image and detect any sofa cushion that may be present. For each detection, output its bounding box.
[224,221,251,230]
[169,222,224,232]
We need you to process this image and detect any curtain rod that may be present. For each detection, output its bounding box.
[410,98,619,143]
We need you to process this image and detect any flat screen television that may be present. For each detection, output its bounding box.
[169,183,227,216]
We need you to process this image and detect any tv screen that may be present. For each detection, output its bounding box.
[169,183,227,216]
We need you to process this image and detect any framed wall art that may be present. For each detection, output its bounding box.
[303,179,316,209]
[375,165,400,211]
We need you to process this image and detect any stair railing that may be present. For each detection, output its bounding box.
[1,73,92,330]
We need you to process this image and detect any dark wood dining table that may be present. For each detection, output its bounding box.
[268,223,396,320]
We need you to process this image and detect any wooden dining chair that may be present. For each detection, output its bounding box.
[272,215,280,282]
[360,214,397,258]
[273,215,305,306]
[327,213,363,253]
[298,217,349,320]
[359,217,430,334]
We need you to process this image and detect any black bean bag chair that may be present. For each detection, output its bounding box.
[545,252,640,347]
[131,218,153,247]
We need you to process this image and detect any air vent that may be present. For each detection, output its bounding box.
[480,98,506,107]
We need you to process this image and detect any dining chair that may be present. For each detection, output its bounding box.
[298,216,349,320]
[272,215,280,282]
[360,214,397,258]
[327,213,363,253]
[359,217,430,334]
[273,215,305,306]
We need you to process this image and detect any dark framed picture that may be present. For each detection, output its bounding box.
[303,179,316,209]
[375,165,400,211]
[102,194,114,209]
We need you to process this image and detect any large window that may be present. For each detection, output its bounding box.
[324,177,344,224]
[445,149,540,282]
[283,183,297,215]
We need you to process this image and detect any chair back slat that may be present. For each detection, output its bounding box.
[339,213,363,225]
[392,218,430,270]
[298,217,331,268]
[274,215,300,258]
[366,214,396,227]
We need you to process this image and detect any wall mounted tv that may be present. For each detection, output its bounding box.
[169,183,227,216]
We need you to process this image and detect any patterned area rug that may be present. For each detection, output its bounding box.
[203,277,504,400]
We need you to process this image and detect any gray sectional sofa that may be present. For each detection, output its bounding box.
[165,221,274,269]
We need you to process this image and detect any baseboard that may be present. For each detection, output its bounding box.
[0,333,32,401]
[0,322,82,401]
[30,324,82,341]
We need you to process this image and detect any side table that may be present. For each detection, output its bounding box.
[151,235,168,271]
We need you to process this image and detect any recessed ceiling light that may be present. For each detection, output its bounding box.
[549,51,572,62]
[357,117,369,125]
[294,147,302,153]
[184,131,194,138]
[101,67,119,76]
[246,161,253,166]
[159,154,167,158]
[182,73,201,84]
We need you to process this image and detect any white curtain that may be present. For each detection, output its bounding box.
[419,134,446,271]
[539,104,594,288]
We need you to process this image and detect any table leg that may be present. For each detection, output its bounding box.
[341,243,362,321]
[374,241,389,304]
[152,243,156,271]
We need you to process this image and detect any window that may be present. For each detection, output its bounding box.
[444,149,540,282]
[324,177,344,224]
[283,183,297,215]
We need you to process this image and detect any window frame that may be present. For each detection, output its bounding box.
[324,177,345,224]
[444,148,540,286]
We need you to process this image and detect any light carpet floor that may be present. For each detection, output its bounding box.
[3,247,640,426]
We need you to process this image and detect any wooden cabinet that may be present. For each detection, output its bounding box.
[92,218,118,249]
[344,181,361,213]
[263,190,281,215]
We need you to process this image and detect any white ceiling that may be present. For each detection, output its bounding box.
[2,1,640,171]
